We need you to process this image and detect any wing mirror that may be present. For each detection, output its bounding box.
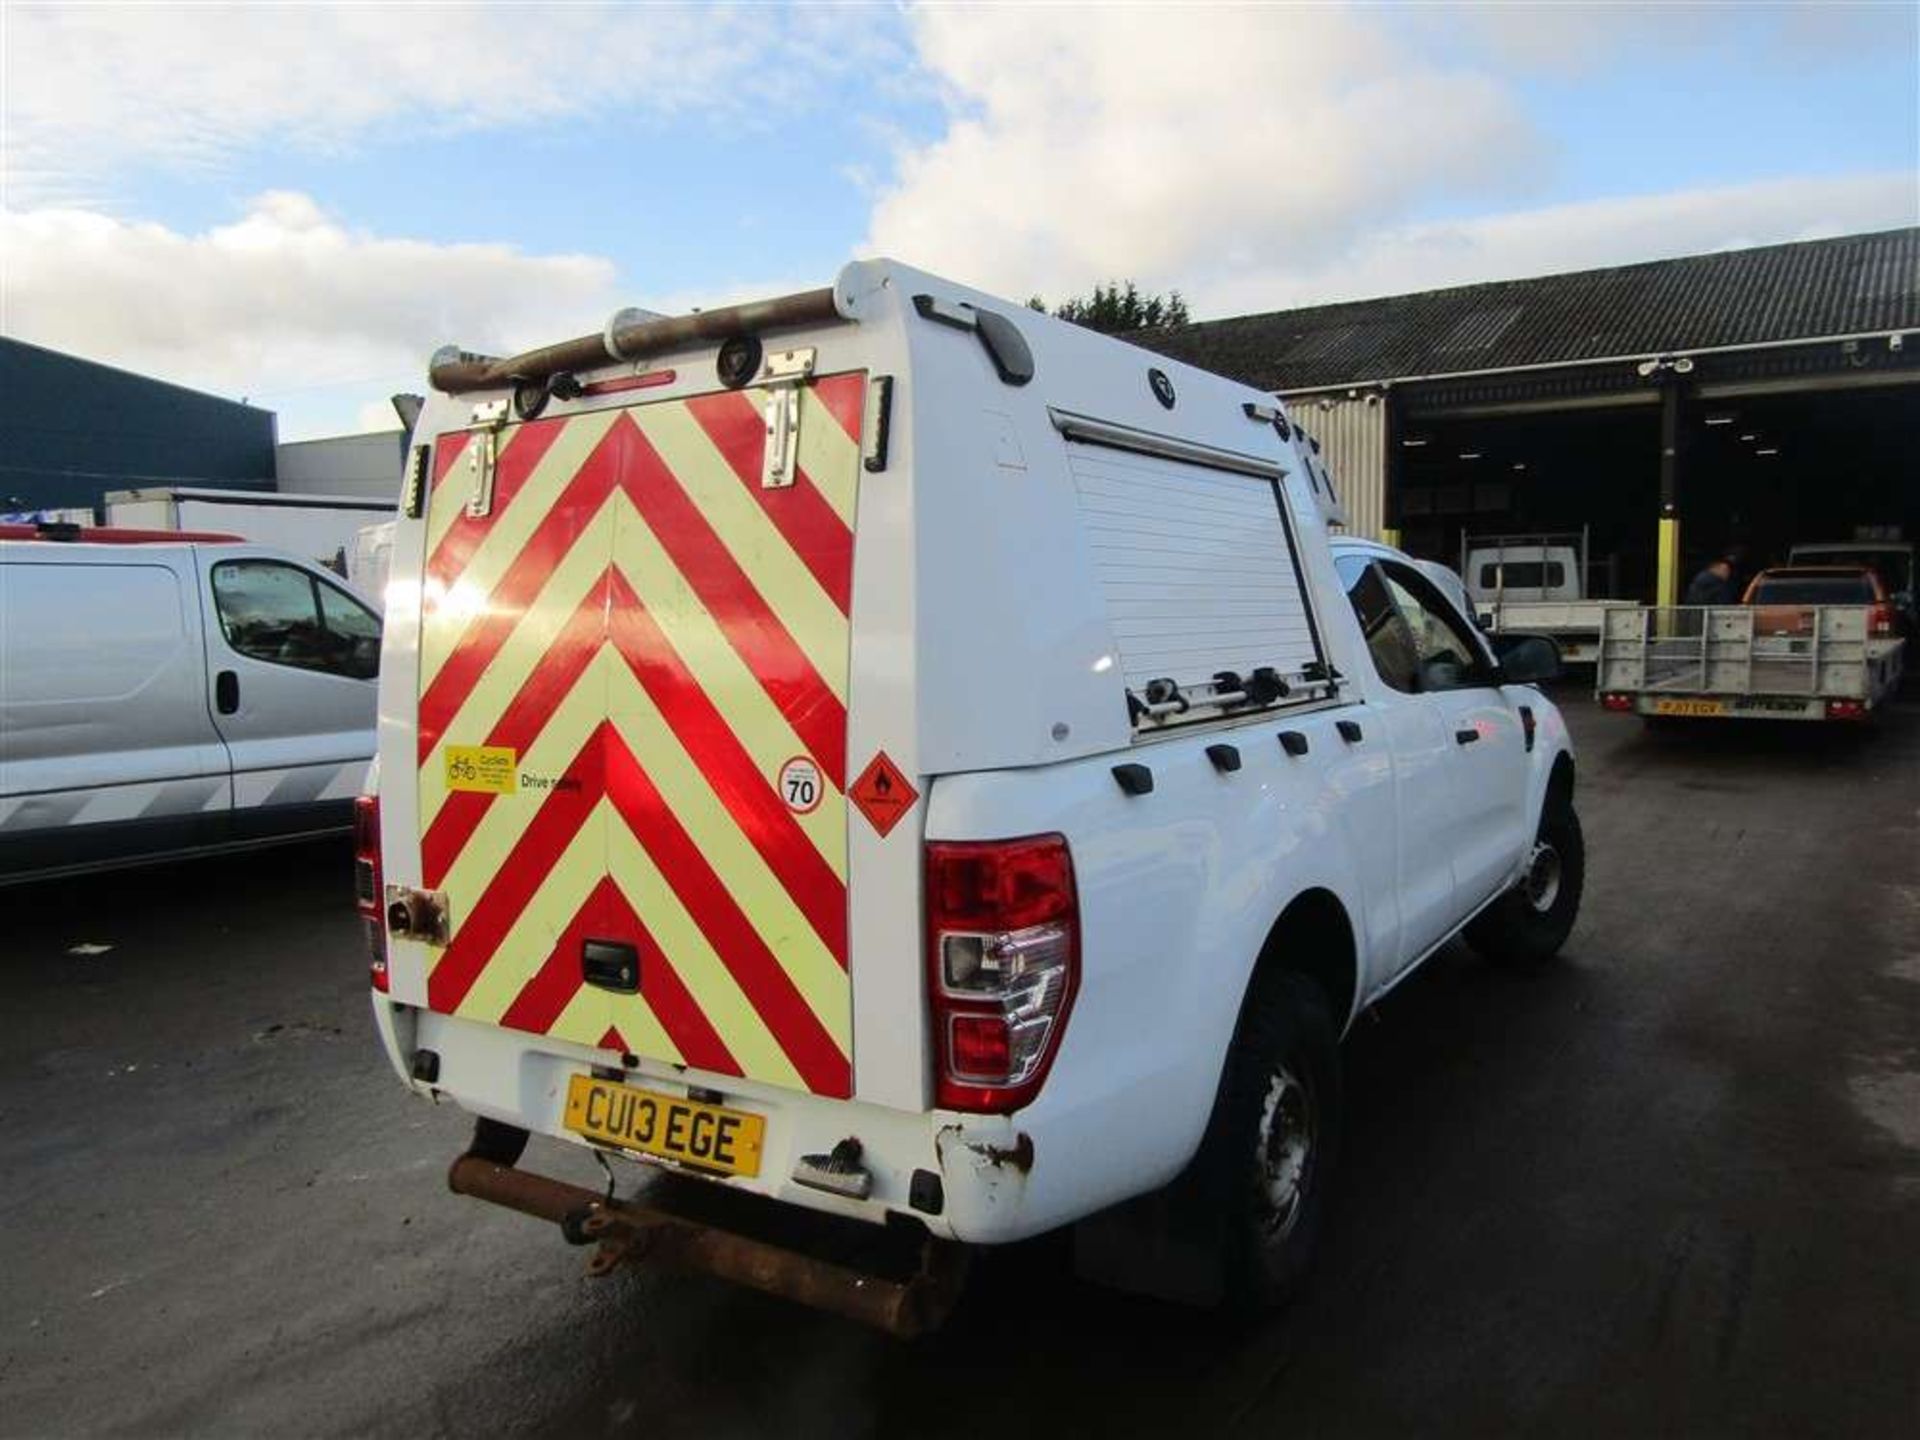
[1492,633,1562,685]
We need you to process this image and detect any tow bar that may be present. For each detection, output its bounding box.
[447,1154,968,1338]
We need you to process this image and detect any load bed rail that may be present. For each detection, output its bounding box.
[1596,605,1905,720]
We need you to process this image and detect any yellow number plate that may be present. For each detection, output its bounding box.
[444,744,517,794]
[563,1076,765,1177]
[1654,698,1726,717]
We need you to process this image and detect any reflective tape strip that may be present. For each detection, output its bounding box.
[0,775,229,831]
[232,761,365,811]
[417,379,860,1097]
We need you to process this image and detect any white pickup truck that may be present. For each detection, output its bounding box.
[359,261,1583,1332]
[1464,531,1636,664]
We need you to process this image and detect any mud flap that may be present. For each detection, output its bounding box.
[1071,1183,1225,1308]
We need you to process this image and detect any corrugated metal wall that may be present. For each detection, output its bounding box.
[1280,390,1387,539]
[276,431,407,500]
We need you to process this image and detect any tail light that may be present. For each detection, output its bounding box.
[1600,692,1635,713]
[353,795,389,992]
[1825,699,1866,721]
[926,834,1079,1113]
[1869,603,1894,636]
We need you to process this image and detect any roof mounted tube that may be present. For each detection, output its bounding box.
[428,286,842,394]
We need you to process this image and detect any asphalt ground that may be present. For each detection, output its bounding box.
[3,693,1916,1438]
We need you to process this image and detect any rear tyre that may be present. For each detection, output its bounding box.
[1465,799,1585,965]
[1190,970,1342,1313]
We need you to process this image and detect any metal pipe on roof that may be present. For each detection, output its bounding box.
[429,287,842,394]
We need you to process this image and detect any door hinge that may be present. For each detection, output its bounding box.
[760,346,816,489]
[466,399,509,518]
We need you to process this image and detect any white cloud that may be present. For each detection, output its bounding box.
[1,191,828,439]
[864,4,1917,321]
[865,5,1546,305]
[1,193,624,437]
[1198,173,1920,315]
[1424,1,1716,76]
[3,2,903,205]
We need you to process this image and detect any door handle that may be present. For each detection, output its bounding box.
[1455,727,1480,745]
[215,670,239,715]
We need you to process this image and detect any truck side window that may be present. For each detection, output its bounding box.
[212,560,382,681]
[1334,554,1420,693]
[1377,561,1488,693]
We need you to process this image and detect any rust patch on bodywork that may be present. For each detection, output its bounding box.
[978,1132,1035,1174]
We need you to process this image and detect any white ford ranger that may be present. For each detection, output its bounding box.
[359,261,1582,1333]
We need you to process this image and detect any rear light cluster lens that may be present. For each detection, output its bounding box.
[1826,699,1866,721]
[1869,604,1894,636]
[1600,692,1635,713]
[353,795,389,992]
[926,834,1079,1114]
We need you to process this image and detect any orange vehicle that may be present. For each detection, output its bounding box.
[1742,566,1897,637]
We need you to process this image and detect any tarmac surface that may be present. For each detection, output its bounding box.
[3,694,1917,1438]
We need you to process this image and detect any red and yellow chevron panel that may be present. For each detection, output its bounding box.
[414,374,866,1098]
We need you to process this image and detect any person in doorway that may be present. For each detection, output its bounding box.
[1684,549,1743,606]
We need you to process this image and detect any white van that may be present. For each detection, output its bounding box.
[0,525,381,883]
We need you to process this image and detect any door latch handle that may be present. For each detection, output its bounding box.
[582,939,640,994]
[215,670,239,715]
[1336,719,1364,743]
[1455,727,1480,745]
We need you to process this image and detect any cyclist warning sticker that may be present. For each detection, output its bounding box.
[849,751,918,838]
[444,744,517,795]
[777,755,823,814]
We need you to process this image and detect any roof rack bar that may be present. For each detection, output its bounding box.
[430,287,842,395]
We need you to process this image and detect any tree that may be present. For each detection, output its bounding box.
[1028,281,1190,334]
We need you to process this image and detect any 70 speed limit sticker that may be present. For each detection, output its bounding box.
[776,756,823,815]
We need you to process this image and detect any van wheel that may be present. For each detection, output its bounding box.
[1466,799,1585,965]
[1193,970,1342,1312]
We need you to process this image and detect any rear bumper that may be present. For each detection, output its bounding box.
[375,998,1056,1245]
[1602,693,1871,721]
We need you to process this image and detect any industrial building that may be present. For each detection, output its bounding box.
[0,336,405,520]
[276,429,407,502]
[0,337,278,516]
[1141,226,1920,605]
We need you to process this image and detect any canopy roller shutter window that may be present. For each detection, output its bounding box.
[1064,439,1329,726]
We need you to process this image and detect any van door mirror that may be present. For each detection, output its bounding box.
[1492,634,1561,685]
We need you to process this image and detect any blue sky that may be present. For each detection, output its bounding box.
[4,2,1915,438]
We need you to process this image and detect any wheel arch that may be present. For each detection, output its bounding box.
[1534,747,1576,833]
[1244,887,1360,1036]
[1547,749,1575,809]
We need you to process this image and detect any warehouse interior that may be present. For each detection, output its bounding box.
[1394,378,1919,601]
[1144,226,1920,606]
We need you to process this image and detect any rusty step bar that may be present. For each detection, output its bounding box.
[447,1154,967,1338]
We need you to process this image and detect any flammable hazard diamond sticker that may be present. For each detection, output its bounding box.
[849,751,918,838]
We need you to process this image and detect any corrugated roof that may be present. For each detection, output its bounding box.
[1135,227,1920,393]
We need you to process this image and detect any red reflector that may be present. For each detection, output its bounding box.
[949,1015,1011,1077]
[1601,693,1634,713]
[580,369,676,397]
[367,920,391,992]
